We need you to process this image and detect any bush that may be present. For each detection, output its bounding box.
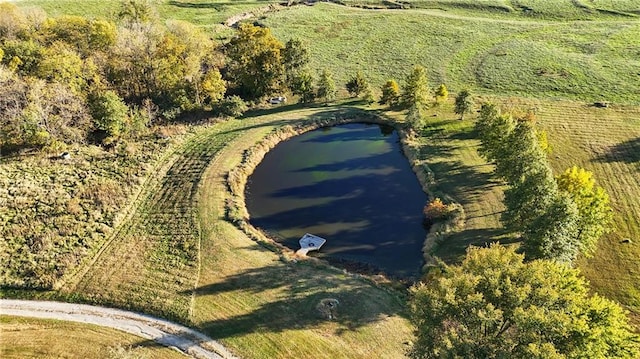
[423,197,452,221]
[215,95,248,117]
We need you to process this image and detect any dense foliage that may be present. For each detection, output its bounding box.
[0,2,226,154]
[410,245,640,359]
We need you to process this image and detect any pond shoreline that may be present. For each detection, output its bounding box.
[225,109,464,279]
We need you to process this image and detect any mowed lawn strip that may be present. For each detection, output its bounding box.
[0,315,187,359]
[67,123,243,321]
[194,106,412,358]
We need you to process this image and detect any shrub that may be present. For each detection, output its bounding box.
[423,197,452,221]
[215,95,248,118]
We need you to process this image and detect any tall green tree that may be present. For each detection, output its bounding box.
[454,89,473,120]
[410,244,640,359]
[290,69,315,103]
[316,69,336,104]
[401,65,430,109]
[475,103,514,161]
[226,23,284,100]
[556,166,612,257]
[522,192,581,262]
[282,38,309,82]
[345,71,368,98]
[379,79,400,107]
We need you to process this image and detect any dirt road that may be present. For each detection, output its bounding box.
[0,299,238,359]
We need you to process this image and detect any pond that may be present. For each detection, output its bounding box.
[245,123,427,278]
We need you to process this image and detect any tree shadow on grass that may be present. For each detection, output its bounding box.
[594,137,640,168]
[433,227,514,263]
[187,263,405,339]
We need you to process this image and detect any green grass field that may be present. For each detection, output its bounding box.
[399,97,640,325]
[0,315,187,358]
[4,0,640,355]
[264,3,640,104]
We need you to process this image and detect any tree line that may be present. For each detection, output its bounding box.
[0,0,476,155]
[475,103,611,263]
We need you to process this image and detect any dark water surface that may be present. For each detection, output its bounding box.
[245,123,427,278]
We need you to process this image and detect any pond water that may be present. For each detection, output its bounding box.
[245,123,427,278]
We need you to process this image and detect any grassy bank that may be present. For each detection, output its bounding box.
[0,315,187,358]
[39,105,414,357]
[396,97,640,324]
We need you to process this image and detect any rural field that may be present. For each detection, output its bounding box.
[0,315,188,358]
[2,0,640,357]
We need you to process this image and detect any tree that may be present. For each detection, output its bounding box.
[117,0,157,24]
[434,83,448,105]
[502,165,558,232]
[36,42,86,94]
[345,71,368,98]
[201,68,226,105]
[316,69,336,104]
[290,69,315,103]
[379,79,400,107]
[226,23,284,100]
[454,89,473,120]
[1,39,44,76]
[522,192,581,263]
[89,90,129,138]
[215,95,247,117]
[401,65,430,109]
[0,3,28,40]
[410,244,640,359]
[282,38,310,83]
[556,166,612,257]
[406,103,426,131]
[475,103,514,162]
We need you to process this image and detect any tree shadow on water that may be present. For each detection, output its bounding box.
[187,263,405,339]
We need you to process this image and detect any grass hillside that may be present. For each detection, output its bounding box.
[55,107,413,358]
[264,3,640,104]
[4,0,640,355]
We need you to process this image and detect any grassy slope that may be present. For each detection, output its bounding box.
[264,3,640,104]
[262,2,640,322]
[0,315,187,358]
[18,0,276,33]
[421,98,640,323]
[62,106,412,358]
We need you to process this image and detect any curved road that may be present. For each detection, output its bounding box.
[0,299,238,359]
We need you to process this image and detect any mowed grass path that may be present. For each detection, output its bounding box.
[68,106,412,358]
[1,315,187,359]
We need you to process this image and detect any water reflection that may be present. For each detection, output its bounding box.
[245,123,427,278]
